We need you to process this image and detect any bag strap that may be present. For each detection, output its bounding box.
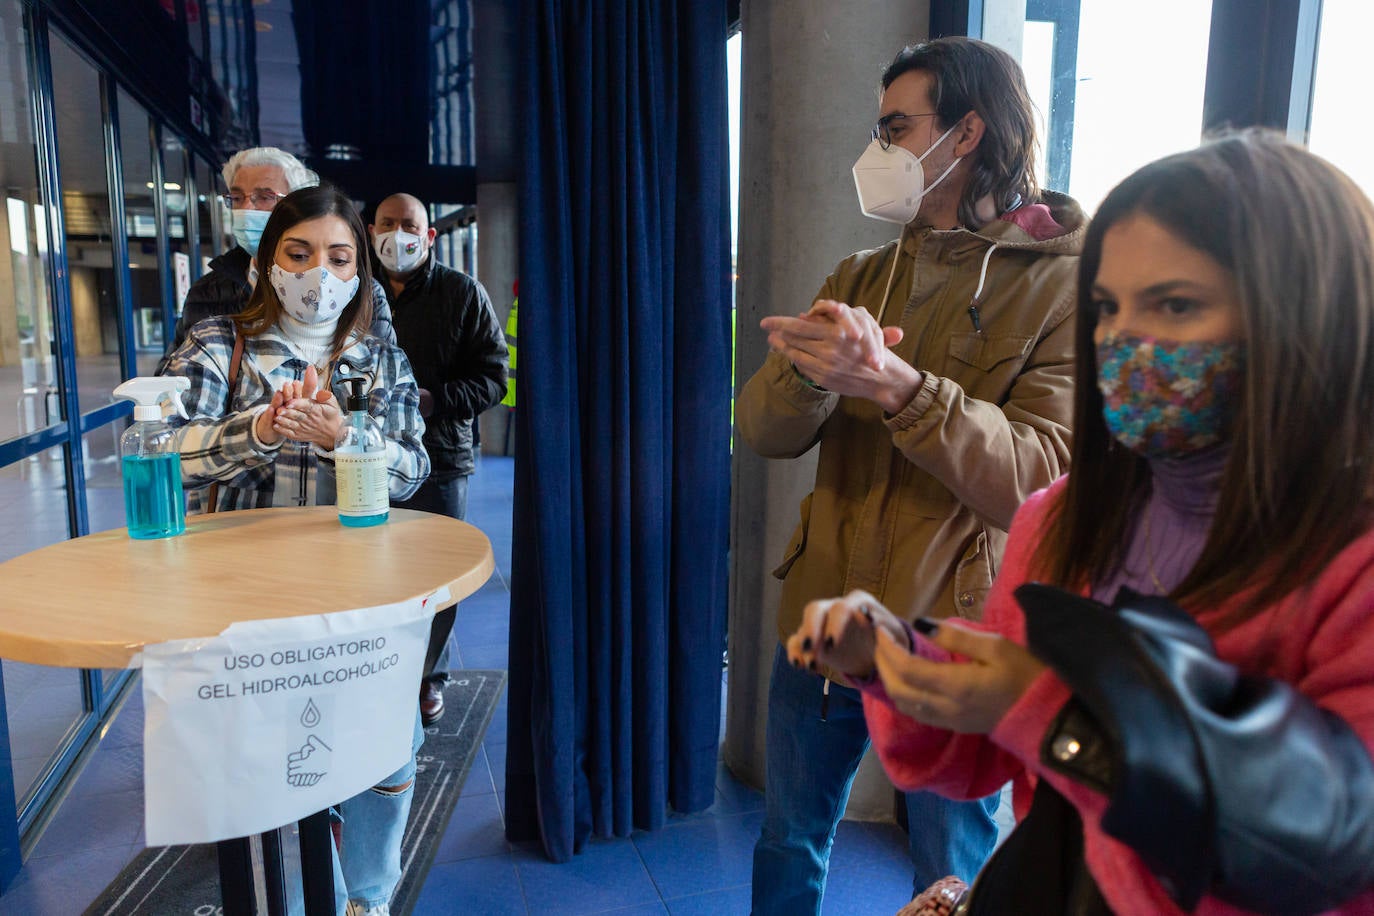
[204,329,245,515]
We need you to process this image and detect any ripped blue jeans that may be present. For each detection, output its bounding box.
[286,712,425,914]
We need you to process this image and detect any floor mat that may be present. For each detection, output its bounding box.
[83,670,507,916]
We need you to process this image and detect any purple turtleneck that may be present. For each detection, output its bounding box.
[1090,445,1230,603]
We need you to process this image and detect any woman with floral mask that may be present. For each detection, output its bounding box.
[788,131,1374,915]
[163,184,429,916]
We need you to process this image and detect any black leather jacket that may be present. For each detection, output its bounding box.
[380,254,508,477]
[157,246,397,372]
[1016,584,1374,914]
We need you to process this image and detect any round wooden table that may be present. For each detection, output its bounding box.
[0,506,496,915]
[0,506,494,668]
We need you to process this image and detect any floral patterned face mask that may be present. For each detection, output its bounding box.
[1095,331,1245,459]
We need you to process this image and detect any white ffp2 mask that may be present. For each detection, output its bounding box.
[373,229,426,273]
[852,123,962,224]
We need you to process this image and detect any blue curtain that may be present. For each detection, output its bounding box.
[504,0,732,862]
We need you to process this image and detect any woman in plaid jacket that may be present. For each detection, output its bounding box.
[162,184,430,916]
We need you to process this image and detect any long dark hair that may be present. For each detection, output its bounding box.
[881,37,1041,226]
[234,184,375,359]
[1034,129,1374,624]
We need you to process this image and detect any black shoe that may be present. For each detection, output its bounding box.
[420,678,446,726]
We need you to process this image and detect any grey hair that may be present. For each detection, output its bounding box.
[220,147,318,192]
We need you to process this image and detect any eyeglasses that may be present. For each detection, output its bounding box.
[220,191,287,210]
[871,112,940,150]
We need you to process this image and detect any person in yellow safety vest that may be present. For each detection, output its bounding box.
[501,281,518,408]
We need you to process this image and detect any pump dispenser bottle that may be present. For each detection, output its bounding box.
[113,377,190,540]
[334,376,389,527]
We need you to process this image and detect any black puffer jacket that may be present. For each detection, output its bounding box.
[157,246,397,372]
[382,254,508,477]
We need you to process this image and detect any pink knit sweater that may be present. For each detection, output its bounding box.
[862,478,1374,915]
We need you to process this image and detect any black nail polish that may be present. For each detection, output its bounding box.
[801,637,812,652]
[912,617,939,636]
[792,658,803,670]
[824,636,835,650]
[808,659,817,672]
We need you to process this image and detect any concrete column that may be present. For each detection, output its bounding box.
[726,0,931,821]
[472,0,518,457]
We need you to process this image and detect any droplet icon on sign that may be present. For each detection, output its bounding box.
[301,699,321,728]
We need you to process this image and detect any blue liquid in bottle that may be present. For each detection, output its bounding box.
[123,453,186,539]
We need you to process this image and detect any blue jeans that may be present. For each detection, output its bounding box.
[752,645,999,915]
[393,473,468,678]
[286,713,425,914]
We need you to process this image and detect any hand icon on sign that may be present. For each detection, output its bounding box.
[286,735,332,787]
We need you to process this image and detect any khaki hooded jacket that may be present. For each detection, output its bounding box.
[738,191,1086,647]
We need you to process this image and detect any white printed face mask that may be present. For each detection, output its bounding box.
[269,264,360,325]
[852,122,962,224]
[373,229,427,273]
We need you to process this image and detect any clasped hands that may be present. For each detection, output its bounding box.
[786,590,1045,734]
[761,299,921,414]
[254,363,343,450]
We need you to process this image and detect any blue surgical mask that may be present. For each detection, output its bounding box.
[231,209,272,257]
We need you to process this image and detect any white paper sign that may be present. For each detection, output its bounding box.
[140,590,446,846]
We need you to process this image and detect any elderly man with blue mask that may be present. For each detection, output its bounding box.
[158,147,396,367]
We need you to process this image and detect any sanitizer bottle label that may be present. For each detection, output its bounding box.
[335,452,388,516]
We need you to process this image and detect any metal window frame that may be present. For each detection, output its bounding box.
[1025,0,1080,193]
[1203,0,1323,138]
[924,0,1327,194]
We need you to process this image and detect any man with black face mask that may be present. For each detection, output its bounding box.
[369,192,508,726]
[737,38,1086,916]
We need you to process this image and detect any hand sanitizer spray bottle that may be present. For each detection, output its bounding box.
[113,377,191,540]
[334,376,389,527]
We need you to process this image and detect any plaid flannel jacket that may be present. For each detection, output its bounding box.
[162,317,429,512]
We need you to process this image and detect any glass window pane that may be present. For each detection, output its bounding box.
[0,6,58,445]
[0,441,82,809]
[83,422,124,535]
[1019,1,1213,213]
[51,34,124,419]
[0,446,72,562]
[118,91,166,377]
[195,156,218,263]
[1308,0,1374,197]
[4,659,85,809]
[164,135,191,318]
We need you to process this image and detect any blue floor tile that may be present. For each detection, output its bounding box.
[820,821,917,915]
[460,642,509,670]
[459,748,495,798]
[67,742,144,797]
[513,837,661,915]
[411,853,526,916]
[664,885,751,915]
[453,607,513,646]
[712,767,764,815]
[0,842,139,915]
[29,788,143,857]
[433,793,510,864]
[632,810,763,900]
[485,742,507,781]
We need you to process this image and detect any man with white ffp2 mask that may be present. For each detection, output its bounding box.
[737,38,1086,916]
[368,193,508,728]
